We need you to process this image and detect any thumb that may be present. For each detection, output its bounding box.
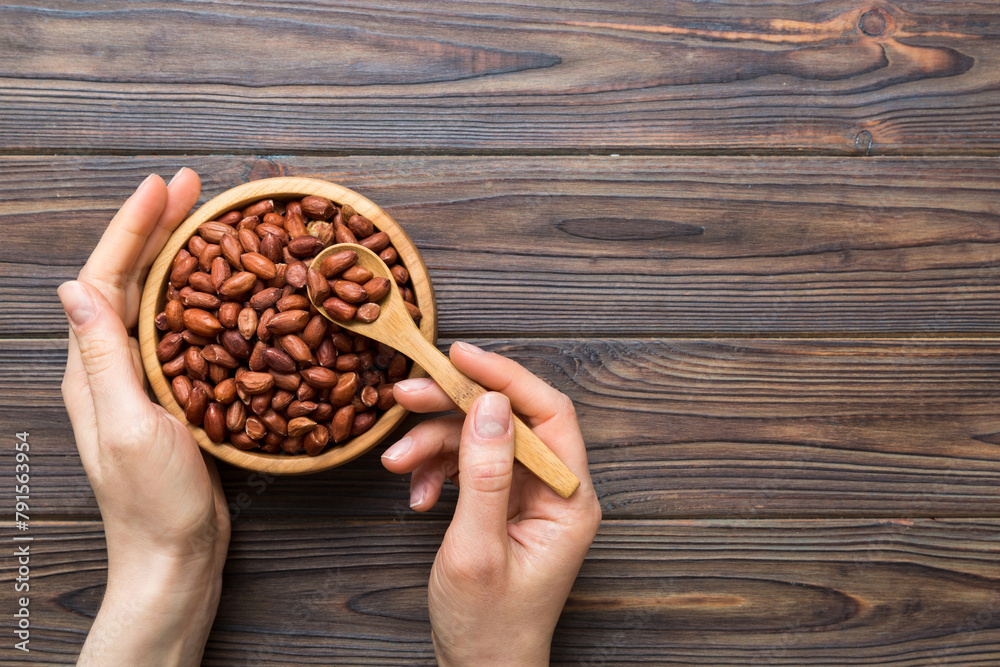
[58,280,148,429]
[452,392,515,548]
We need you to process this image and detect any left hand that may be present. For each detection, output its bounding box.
[58,169,230,665]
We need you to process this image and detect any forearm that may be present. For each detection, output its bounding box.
[79,554,222,666]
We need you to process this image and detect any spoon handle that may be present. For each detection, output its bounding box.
[402,334,580,498]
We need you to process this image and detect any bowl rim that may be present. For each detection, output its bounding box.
[138,176,437,475]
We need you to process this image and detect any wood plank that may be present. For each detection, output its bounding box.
[0,519,997,665]
[1,2,998,154]
[3,155,1000,336]
[6,337,1000,520]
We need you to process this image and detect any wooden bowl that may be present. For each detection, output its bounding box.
[138,177,437,474]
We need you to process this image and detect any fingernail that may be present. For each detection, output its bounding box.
[456,341,486,355]
[382,436,413,462]
[474,392,510,439]
[139,173,156,188]
[410,481,425,509]
[394,378,435,393]
[57,281,96,328]
[167,167,185,186]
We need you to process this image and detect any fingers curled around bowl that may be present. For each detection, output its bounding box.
[380,414,464,474]
[408,453,460,511]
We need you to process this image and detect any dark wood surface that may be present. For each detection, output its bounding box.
[3,156,1000,337]
[2,2,999,155]
[5,337,1000,520]
[1,520,998,666]
[2,1,999,664]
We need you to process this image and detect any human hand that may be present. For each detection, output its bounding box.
[381,342,602,665]
[58,169,230,666]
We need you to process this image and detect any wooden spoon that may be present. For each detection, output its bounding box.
[309,243,581,498]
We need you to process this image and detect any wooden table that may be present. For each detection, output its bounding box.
[2,2,999,664]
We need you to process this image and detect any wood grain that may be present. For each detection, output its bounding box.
[6,1,998,663]
[1,519,997,665]
[7,337,999,520]
[4,155,1000,336]
[1,2,998,154]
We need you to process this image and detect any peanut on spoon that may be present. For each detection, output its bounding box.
[308,243,580,498]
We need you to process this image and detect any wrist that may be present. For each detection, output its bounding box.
[433,630,551,667]
[80,552,222,666]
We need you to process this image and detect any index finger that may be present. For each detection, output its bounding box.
[134,168,201,279]
[394,345,572,426]
[449,341,571,427]
[79,174,168,319]
[449,341,593,478]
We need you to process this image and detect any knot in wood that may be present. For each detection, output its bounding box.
[855,130,874,156]
[859,9,888,37]
[247,157,283,181]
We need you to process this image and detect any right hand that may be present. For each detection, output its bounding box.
[381,342,603,665]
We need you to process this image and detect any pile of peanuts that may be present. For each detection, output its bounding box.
[154,195,422,456]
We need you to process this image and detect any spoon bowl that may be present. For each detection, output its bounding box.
[311,243,422,347]
[310,243,581,498]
